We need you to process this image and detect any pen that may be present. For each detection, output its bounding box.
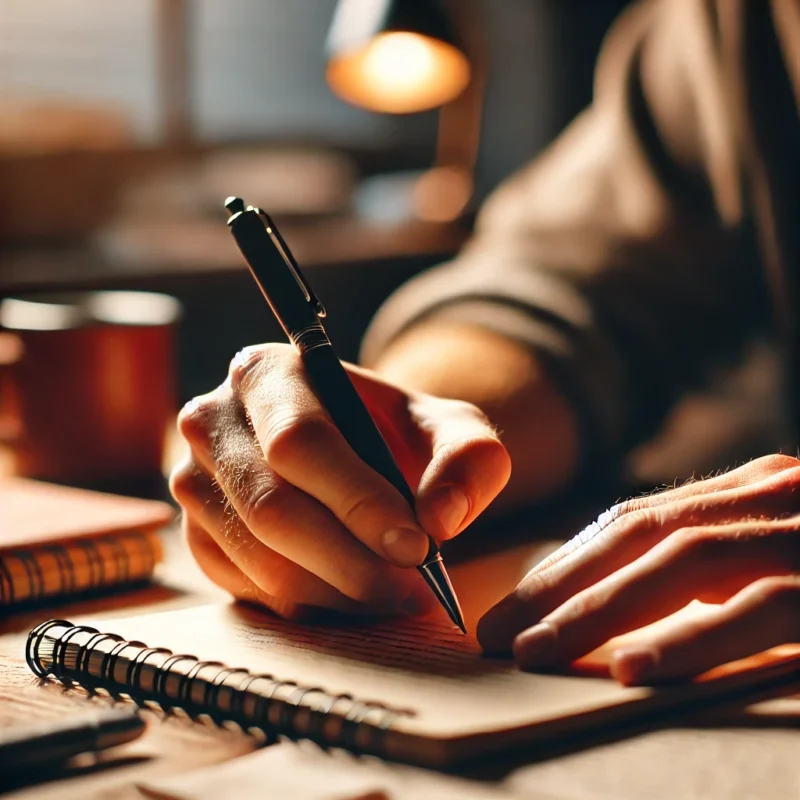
[224,196,466,633]
[0,706,145,776]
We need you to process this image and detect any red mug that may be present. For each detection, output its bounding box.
[0,291,180,488]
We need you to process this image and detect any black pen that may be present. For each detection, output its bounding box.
[0,707,145,777]
[224,197,466,633]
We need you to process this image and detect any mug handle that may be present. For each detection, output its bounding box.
[0,332,23,443]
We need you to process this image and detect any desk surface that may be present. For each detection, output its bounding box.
[1,522,798,800]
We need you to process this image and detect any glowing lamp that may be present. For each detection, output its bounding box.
[325,0,482,222]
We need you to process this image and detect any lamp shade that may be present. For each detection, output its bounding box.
[325,0,471,114]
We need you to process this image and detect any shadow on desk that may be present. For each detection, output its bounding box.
[455,676,800,782]
[2,750,152,796]
[0,581,187,638]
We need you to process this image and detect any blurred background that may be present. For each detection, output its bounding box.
[0,0,783,495]
[0,0,627,395]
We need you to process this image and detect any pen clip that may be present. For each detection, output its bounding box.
[253,208,327,318]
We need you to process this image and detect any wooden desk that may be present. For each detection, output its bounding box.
[1,522,798,800]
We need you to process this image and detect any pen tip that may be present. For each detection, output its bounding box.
[418,553,467,636]
[224,196,245,215]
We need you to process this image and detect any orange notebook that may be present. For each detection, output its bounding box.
[1,477,174,607]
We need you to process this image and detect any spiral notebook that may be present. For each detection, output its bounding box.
[25,600,800,767]
[1,477,174,606]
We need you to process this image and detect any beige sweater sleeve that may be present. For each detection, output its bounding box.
[361,0,771,466]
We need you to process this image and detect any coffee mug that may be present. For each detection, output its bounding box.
[0,291,180,489]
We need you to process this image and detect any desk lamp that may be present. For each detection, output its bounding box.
[325,0,483,222]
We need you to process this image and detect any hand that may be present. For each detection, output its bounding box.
[170,343,511,619]
[477,454,800,684]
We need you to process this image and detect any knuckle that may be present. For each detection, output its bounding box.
[240,479,286,536]
[611,496,643,516]
[757,453,800,473]
[169,460,207,507]
[669,526,722,563]
[617,505,663,541]
[563,588,601,620]
[756,453,800,472]
[177,394,219,445]
[264,414,335,470]
[228,343,288,393]
[338,489,376,532]
[228,346,266,390]
[518,567,553,600]
[773,465,800,501]
[168,461,193,505]
[755,575,799,606]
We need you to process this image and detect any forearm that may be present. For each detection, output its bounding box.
[372,321,580,511]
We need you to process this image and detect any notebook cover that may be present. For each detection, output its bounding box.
[0,477,175,551]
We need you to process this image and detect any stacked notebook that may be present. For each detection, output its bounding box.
[1,477,174,607]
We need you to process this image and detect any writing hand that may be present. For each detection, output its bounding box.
[478,455,799,684]
[170,343,510,619]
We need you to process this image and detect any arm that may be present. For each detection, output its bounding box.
[170,0,778,628]
[362,0,770,496]
[365,0,795,681]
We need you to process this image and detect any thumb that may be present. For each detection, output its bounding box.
[413,397,511,541]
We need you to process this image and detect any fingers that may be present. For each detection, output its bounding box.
[172,458,367,613]
[410,395,511,541]
[176,388,429,609]
[478,462,800,652]
[183,516,304,619]
[610,574,800,685]
[532,454,800,577]
[509,518,799,670]
[230,346,430,568]
[620,454,800,508]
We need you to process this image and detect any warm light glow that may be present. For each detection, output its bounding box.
[326,31,470,114]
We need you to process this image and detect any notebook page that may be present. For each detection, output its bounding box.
[102,537,800,751]
[107,602,653,742]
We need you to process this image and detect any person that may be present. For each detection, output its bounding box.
[170,0,799,687]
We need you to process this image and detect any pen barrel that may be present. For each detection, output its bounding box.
[228,210,320,338]
[301,344,415,508]
[0,708,144,774]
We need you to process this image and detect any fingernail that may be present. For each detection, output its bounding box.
[513,621,558,667]
[610,647,657,685]
[382,527,429,567]
[428,485,470,538]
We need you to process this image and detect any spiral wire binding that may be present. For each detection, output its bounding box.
[1,532,157,606]
[26,620,409,753]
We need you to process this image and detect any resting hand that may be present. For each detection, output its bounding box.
[478,455,800,684]
[170,343,510,619]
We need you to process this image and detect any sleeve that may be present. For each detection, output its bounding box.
[360,0,772,469]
